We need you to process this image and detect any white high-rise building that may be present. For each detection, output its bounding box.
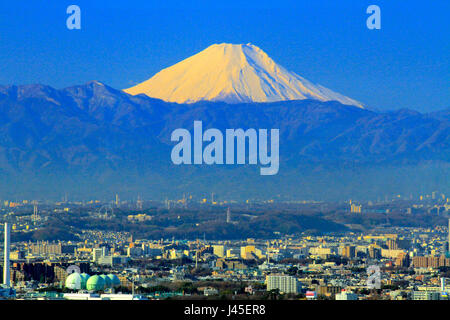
[266,274,301,294]
[3,223,10,287]
[92,248,104,262]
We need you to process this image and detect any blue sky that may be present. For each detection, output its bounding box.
[0,0,448,111]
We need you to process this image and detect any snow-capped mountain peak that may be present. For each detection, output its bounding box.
[124,43,363,108]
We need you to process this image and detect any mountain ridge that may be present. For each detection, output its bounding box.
[124,43,364,107]
[0,82,448,200]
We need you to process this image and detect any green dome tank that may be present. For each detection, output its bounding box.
[80,273,90,290]
[107,274,121,288]
[100,274,112,289]
[86,275,105,291]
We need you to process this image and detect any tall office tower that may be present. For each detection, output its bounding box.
[226,207,231,223]
[3,223,10,287]
[342,245,356,259]
[137,195,143,210]
[115,194,120,207]
[387,239,399,250]
[350,203,362,213]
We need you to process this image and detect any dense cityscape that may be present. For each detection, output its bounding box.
[1,191,450,300]
[0,2,446,319]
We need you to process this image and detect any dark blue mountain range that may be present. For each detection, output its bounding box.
[0,81,448,200]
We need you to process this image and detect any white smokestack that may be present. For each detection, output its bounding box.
[448,218,450,253]
[3,223,10,287]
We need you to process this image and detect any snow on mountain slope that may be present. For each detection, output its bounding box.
[124,43,363,108]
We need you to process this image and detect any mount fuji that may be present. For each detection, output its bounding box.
[124,43,363,108]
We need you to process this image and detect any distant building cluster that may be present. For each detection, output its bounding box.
[1,193,450,300]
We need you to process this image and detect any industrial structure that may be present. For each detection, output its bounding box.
[3,222,10,287]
